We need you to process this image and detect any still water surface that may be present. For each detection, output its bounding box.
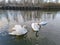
[0,10,60,45]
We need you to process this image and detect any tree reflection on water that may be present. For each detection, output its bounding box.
[0,10,57,45]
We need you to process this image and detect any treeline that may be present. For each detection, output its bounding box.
[0,0,60,7]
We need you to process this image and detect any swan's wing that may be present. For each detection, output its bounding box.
[14,27,27,35]
[20,28,27,35]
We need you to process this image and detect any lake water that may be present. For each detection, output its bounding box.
[0,10,60,45]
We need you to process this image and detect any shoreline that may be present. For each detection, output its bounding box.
[0,6,60,11]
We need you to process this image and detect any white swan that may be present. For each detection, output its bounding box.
[9,25,28,35]
[31,21,47,32]
[39,21,47,26]
[31,23,41,32]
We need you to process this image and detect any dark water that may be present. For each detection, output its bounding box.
[0,10,60,45]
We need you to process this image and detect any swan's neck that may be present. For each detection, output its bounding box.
[23,25,26,29]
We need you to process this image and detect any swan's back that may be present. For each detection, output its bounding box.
[39,21,47,26]
[31,23,40,31]
[9,25,27,35]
